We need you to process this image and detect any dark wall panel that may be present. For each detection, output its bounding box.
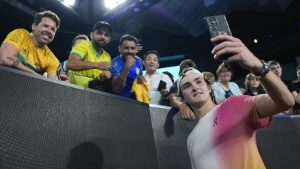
[257,116,300,169]
[84,91,158,169]
[0,68,86,169]
[149,105,197,169]
[0,66,158,169]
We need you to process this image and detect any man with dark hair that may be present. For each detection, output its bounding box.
[267,60,282,78]
[268,60,293,90]
[111,34,143,99]
[0,10,60,79]
[33,10,60,28]
[66,21,112,91]
[267,60,295,114]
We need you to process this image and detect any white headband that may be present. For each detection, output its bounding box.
[177,67,204,88]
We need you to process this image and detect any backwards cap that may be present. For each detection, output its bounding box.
[177,67,204,89]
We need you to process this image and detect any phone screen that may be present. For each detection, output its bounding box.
[157,80,167,92]
[204,15,232,40]
[204,15,233,60]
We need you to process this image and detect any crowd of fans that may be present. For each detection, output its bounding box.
[0,10,298,169]
[0,10,299,116]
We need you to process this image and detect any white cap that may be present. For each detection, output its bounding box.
[177,67,204,89]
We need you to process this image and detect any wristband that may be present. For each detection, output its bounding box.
[253,60,269,80]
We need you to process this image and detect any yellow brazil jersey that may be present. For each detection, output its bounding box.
[69,41,111,87]
[3,28,59,74]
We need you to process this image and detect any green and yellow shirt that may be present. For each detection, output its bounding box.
[69,41,111,87]
[3,28,59,74]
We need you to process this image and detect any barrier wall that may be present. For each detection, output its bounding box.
[0,66,158,169]
[1,65,300,169]
[257,116,300,169]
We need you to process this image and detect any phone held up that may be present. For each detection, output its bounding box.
[204,15,233,61]
[157,80,167,92]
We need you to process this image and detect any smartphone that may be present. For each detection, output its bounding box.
[204,15,232,41]
[157,80,167,92]
[204,15,233,60]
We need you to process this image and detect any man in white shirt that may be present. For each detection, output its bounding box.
[143,50,173,103]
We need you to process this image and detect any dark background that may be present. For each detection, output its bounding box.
[1,0,300,81]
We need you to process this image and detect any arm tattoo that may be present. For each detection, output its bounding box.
[11,59,21,68]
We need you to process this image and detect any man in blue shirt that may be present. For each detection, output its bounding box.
[111,34,143,99]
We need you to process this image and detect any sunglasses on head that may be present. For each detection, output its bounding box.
[180,67,195,76]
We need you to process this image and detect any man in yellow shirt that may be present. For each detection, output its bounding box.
[0,10,60,80]
[66,21,112,91]
[58,34,90,82]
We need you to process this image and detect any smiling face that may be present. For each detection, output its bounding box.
[180,73,212,106]
[31,17,57,46]
[218,67,232,83]
[143,53,159,74]
[118,40,137,57]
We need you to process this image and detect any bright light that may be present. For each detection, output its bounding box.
[104,0,126,9]
[253,39,258,43]
[63,0,75,6]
